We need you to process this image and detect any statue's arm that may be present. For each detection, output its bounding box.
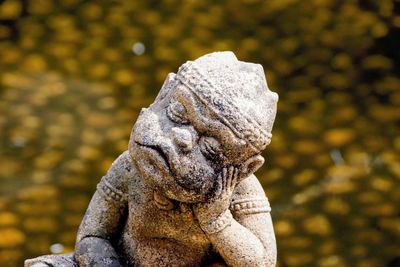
[201,175,277,267]
[75,151,131,267]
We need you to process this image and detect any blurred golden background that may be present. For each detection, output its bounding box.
[0,0,399,266]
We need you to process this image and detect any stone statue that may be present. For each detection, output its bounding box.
[25,51,278,267]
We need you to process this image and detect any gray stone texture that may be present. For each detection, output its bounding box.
[25,51,278,267]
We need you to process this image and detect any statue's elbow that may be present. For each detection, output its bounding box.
[75,236,97,261]
[75,236,122,267]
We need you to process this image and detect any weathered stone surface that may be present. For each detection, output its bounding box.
[24,253,76,267]
[25,51,278,267]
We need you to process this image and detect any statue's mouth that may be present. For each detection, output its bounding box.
[132,140,213,203]
[135,142,172,173]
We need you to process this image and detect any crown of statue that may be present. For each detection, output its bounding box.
[175,52,278,152]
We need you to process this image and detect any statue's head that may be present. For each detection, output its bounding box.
[129,51,278,203]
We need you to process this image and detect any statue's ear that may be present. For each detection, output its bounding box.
[155,73,176,102]
[240,155,265,179]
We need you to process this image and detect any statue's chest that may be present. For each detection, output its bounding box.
[127,190,209,246]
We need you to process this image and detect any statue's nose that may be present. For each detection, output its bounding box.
[171,127,193,153]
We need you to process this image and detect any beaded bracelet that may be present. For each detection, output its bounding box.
[230,198,271,216]
[97,179,127,204]
[200,210,233,234]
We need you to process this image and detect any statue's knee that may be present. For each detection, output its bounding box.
[24,253,77,267]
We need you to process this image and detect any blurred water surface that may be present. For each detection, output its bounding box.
[0,1,399,266]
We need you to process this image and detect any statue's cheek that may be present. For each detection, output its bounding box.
[173,152,216,193]
[132,109,174,145]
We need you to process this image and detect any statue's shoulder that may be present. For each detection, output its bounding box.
[98,151,137,198]
[232,174,266,200]
[112,150,136,177]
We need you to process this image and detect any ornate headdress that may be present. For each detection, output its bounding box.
[175,52,278,151]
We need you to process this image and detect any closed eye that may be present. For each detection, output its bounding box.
[166,101,189,124]
[200,136,223,161]
[204,140,216,155]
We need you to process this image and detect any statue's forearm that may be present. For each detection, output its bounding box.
[74,188,127,267]
[202,212,274,267]
[75,236,123,267]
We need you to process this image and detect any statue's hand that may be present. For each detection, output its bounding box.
[193,166,239,226]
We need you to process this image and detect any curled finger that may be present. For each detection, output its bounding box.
[231,167,239,189]
[222,167,228,194]
[227,166,235,188]
[214,172,223,196]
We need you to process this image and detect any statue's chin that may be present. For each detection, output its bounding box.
[162,184,208,204]
[149,171,210,204]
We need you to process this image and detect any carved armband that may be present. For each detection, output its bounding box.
[97,179,127,205]
[230,198,271,217]
[200,209,233,234]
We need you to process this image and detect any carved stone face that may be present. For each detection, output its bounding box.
[128,52,278,203]
[130,83,255,202]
